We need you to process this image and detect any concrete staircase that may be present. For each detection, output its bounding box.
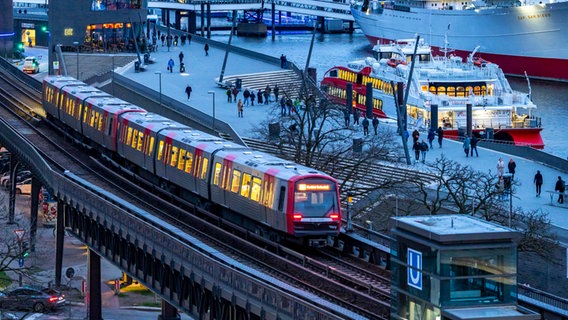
[217,69,304,99]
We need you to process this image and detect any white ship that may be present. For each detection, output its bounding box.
[350,0,568,82]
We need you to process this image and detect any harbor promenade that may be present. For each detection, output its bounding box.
[117,40,568,240]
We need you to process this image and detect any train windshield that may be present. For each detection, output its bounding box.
[293,179,339,218]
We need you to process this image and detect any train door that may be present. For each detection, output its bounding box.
[142,128,153,170]
[220,157,234,205]
[193,146,205,194]
[262,172,277,229]
[156,134,173,180]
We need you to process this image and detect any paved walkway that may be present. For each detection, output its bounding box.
[118,41,568,240]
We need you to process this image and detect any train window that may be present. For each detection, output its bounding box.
[250,177,262,202]
[277,186,286,211]
[148,137,155,156]
[184,151,193,173]
[136,132,144,151]
[231,170,241,193]
[83,106,89,124]
[213,162,222,186]
[200,157,208,179]
[170,146,178,167]
[164,143,172,165]
[262,176,274,206]
[131,130,138,148]
[126,127,133,146]
[98,113,104,131]
[90,110,97,127]
[157,140,164,161]
[177,149,186,170]
[240,173,252,198]
[221,165,231,189]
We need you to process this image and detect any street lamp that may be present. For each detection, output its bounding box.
[154,71,162,107]
[208,91,216,130]
[346,193,353,232]
[73,41,79,79]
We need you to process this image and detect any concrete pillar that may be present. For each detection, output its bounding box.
[430,104,438,131]
[206,3,211,38]
[346,82,353,115]
[7,157,18,224]
[271,3,276,40]
[54,201,64,287]
[87,249,102,320]
[160,300,179,320]
[29,177,41,252]
[200,3,205,37]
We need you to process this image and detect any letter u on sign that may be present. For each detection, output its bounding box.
[407,248,423,290]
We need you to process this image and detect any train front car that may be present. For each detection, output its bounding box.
[288,175,341,247]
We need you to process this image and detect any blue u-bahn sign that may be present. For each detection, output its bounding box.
[407,248,422,290]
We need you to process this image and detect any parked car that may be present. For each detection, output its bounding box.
[22,56,40,74]
[1,170,32,188]
[0,287,66,312]
[16,177,32,194]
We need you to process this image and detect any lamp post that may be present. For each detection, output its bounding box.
[154,71,162,107]
[208,91,216,130]
[73,41,79,79]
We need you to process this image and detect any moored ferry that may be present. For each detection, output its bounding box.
[321,39,544,148]
[350,0,568,82]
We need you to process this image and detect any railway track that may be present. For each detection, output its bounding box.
[0,72,392,319]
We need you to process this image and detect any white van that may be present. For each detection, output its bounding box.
[23,56,39,74]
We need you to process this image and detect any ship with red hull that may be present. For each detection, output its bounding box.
[350,0,568,82]
[321,39,544,148]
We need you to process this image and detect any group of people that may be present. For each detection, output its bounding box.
[226,84,280,107]
[344,109,380,136]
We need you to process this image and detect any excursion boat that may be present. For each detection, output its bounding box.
[320,39,544,148]
[350,0,568,82]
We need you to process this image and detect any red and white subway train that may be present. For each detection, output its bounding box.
[42,76,342,245]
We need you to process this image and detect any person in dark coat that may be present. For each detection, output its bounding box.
[184,84,192,100]
[353,109,360,125]
[555,176,565,204]
[280,97,287,116]
[257,89,263,105]
[427,129,435,149]
[412,129,420,143]
[420,139,429,163]
[250,91,255,106]
[534,170,543,197]
[344,109,350,128]
[508,158,517,179]
[436,126,444,148]
[372,116,379,135]
[167,58,174,73]
[243,88,251,106]
[273,85,280,102]
[204,43,209,56]
[470,135,479,157]
[232,87,239,102]
[362,117,369,136]
[463,135,471,157]
[412,140,421,162]
[178,51,184,64]
[226,88,232,103]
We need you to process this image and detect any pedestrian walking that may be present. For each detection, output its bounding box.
[508,158,517,179]
[353,109,360,125]
[427,129,435,149]
[362,117,369,136]
[160,34,165,46]
[187,33,192,44]
[412,140,421,162]
[420,139,429,163]
[372,116,379,135]
[436,126,444,148]
[167,58,174,73]
[463,135,471,157]
[184,84,192,100]
[555,176,565,204]
[232,87,239,102]
[274,85,280,102]
[344,109,350,128]
[280,97,287,116]
[181,34,186,45]
[286,98,293,115]
[534,170,543,197]
[496,157,505,177]
[226,88,232,103]
[470,135,479,157]
[263,88,270,105]
[243,88,251,106]
[412,129,420,143]
[178,51,184,64]
[237,99,244,118]
[280,54,286,68]
[204,43,209,56]
[257,89,263,105]
[250,91,255,106]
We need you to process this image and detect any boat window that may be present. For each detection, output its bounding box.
[447,86,456,97]
[329,69,338,78]
[466,86,474,96]
[474,86,481,96]
[456,86,465,97]
[438,86,447,95]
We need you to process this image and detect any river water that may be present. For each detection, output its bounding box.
[209,31,568,157]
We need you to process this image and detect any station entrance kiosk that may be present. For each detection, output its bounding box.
[389,214,540,320]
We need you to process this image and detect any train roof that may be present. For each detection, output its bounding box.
[214,147,330,181]
[44,75,84,89]
[61,85,109,100]
[121,112,193,132]
[84,96,145,114]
